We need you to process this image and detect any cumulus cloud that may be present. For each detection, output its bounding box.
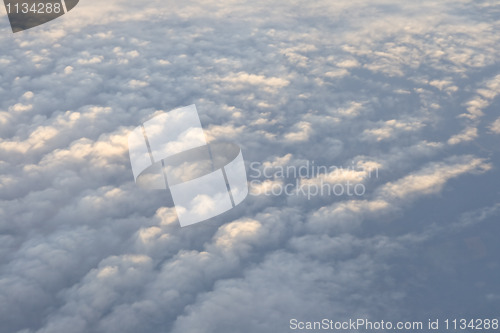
[361,119,425,142]
[489,117,500,134]
[0,0,499,332]
[447,127,478,145]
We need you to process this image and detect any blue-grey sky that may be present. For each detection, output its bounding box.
[0,0,499,332]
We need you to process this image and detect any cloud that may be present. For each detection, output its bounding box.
[461,74,500,120]
[307,155,492,233]
[489,117,500,134]
[377,155,491,201]
[361,119,425,142]
[0,0,499,332]
[283,121,312,142]
[447,127,478,145]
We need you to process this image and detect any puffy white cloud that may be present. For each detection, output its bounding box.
[283,121,312,142]
[361,119,425,142]
[489,117,500,134]
[447,126,478,145]
[0,0,499,332]
[377,155,491,201]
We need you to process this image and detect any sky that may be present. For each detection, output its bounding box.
[0,0,499,332]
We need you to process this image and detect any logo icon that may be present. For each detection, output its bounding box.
[4,0,79,33]
[128,105,248,227]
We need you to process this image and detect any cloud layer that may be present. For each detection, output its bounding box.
[0,0,499,332]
